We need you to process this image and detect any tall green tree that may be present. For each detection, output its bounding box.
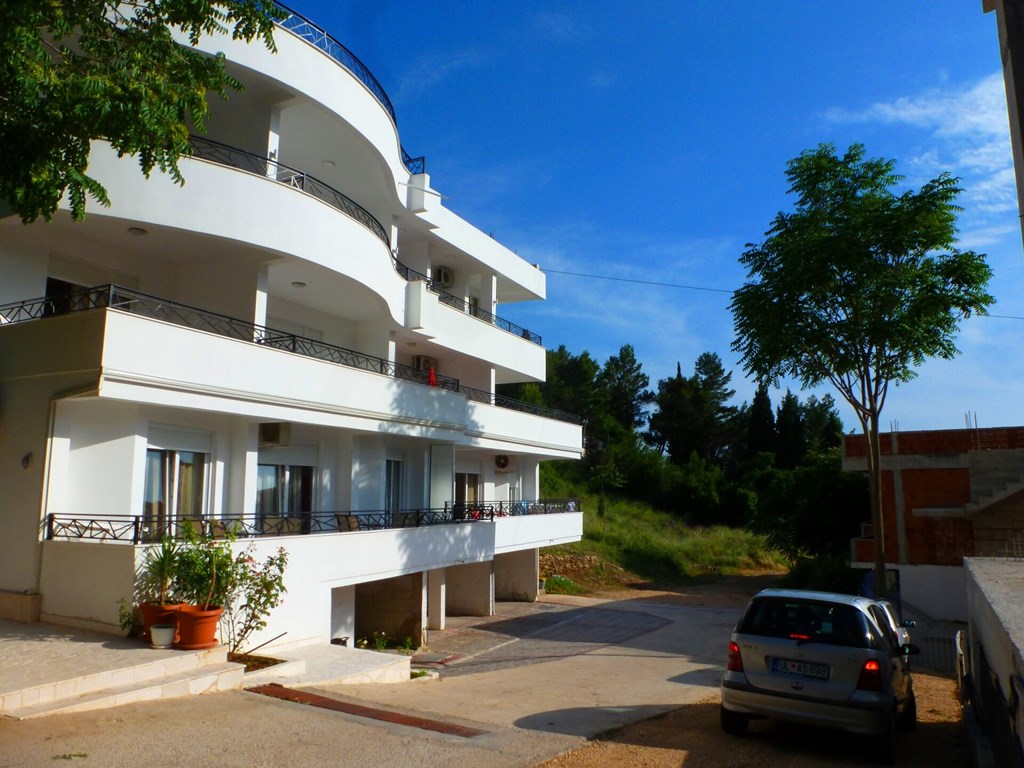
[731,143,993,597]
[746,385,775,457]
[1,0,283,222]
[596,344,653,431]
[801,393,844,455]
[774,390,805,470]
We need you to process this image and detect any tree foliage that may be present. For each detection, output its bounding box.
[731,142,993,593]
[0,0,284,222]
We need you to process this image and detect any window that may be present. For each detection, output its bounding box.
[257,464,314,517]
[454,473,480,506]
[143,449,208,536]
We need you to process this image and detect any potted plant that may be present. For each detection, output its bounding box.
[174,526,236,649]
[137,537,185,645]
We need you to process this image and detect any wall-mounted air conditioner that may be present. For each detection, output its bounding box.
[259,422,291,448]
[495,454,516,472]
[434,266,453,288]
[412,355,438,372]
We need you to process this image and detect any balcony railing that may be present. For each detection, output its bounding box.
[0,286,579,423]
[189,136,389,246]
[392,257,542,346]
[273,3,425,175]
[44,499,581,543]
[461,386,582,425]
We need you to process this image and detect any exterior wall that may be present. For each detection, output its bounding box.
[447,561,494,616]
[974,495,1024,557]
[494,549,539,602]
[38,541,138,632]
[965,557,1024,767]
[354,573,425,647]
[894,564,968,622]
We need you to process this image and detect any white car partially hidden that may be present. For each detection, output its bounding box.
[720,589,919,765]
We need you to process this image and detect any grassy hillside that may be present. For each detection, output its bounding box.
[540,492,789,594]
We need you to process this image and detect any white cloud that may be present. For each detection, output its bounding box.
[533,12,590,43]
[396,49,484,102]
[825,71,1015,248]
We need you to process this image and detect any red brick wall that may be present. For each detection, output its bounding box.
[843,426,1021,565]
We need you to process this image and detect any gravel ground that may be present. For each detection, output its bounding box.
[537,672,966,768]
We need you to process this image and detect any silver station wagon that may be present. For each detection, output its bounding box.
[720,589,919,764]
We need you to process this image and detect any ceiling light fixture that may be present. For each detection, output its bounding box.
[321,160,335,169]
[290,281,307,288]
[127,227,148,236]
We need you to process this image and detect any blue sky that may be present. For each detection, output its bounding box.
[286,1,1021,433]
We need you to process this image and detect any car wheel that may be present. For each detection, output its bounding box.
[873,709,896,765]
[720,705,749,735]
[897,688,917,732]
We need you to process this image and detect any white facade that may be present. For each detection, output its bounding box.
[0,8,583,650]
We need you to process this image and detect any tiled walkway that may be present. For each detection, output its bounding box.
[0,619,183,696]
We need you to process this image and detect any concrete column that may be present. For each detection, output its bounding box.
[495,549,539,602]
[446,561,494,616]
[427,568,446,630]
[892,432,908,564]
[253,263,269,328]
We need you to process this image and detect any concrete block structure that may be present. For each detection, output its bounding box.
[844,427,1024,620]
[0,5,583,652]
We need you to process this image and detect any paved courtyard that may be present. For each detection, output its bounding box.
[0,594,739,767]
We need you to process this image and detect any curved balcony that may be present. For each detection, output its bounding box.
[273,3,425,175]
[189,135,389,246]
[392,258,543,346]
[0,286,576,424]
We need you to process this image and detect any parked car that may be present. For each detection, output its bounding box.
[720,589,919,765]
[869,599,916,649]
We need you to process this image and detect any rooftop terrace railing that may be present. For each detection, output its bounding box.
[273,3,425,175]
[0,286,577,423]
[189,135,389,246]
[392,257,542,346]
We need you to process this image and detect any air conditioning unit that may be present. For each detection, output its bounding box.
[433,266,453,288]
[412,355,438,372]
[495,454,515,472]
[258,422,291,448]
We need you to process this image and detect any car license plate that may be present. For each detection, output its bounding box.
[771,657,829,679]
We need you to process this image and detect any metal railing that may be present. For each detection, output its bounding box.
[273,3,425,175]
[0,286,582,422]
[391,256,542,346]
[0,285,459,391]
[460,386,583,425]
[44,500,581,543]
[446,499,580,517]
[189,136,389,246]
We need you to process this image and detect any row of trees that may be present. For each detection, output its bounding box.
[502,345,866,559]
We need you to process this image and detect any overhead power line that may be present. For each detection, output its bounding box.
[544,269,1024,320]
[543,269,733,294]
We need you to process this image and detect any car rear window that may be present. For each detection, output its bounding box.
[737,597,875,649]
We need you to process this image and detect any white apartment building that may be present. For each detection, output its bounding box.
[0,6,584,651]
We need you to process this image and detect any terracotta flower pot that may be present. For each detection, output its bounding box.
[139,602,184,644]
[175,604,224,650]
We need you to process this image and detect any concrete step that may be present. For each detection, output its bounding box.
[3,660,245,720]
[0,644,229,717]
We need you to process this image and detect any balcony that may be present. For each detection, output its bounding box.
[45,500,581,544]
[273,3,425,174]
[0,286,577,425]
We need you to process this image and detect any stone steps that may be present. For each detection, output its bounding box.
[0,645,244,720]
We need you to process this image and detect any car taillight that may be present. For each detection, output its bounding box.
[727,640,744,672]
[856,659,882,691]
